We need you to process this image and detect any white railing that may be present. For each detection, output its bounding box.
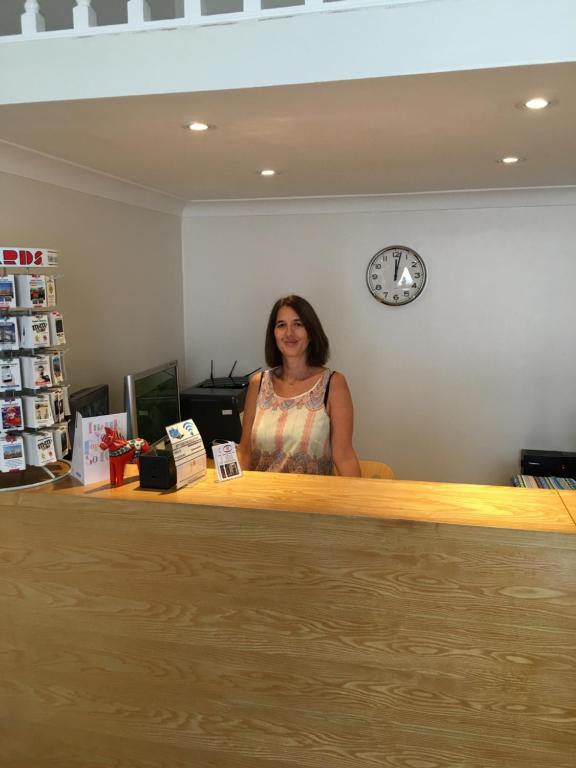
[2,0,438,41]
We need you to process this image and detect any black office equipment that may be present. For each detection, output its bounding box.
[139,447,177,490]
[520,449,576,478]
[124,360,180,445]
[180,383,247,458]
[196,360,257,390]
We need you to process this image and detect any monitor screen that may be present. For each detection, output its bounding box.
[124,360,180,446]
[68,384,110,450]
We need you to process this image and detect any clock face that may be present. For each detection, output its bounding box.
[366,245,427,306]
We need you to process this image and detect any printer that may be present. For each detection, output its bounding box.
[521,449,576,478]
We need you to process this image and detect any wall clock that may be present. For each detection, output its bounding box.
[366,245,427,306]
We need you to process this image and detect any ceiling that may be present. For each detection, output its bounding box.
[0,61,574,201]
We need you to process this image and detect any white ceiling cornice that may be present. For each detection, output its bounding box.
[182,187,576,217]
[2,134,575,220]
[0,138,186,216]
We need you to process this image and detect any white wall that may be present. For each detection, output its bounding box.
[0,172,184,411]
[182,189,576,486]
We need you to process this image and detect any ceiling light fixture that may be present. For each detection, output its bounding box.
[260,169,276,176]
[524,97,550,110]
[187,122,210,131]
[501,156,520,164]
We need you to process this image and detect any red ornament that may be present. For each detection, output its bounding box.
[99,427,150,487]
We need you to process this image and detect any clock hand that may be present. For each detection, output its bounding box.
[394,256,400,283]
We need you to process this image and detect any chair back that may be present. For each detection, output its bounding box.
[359,460,395,479]
[334,460,395,479]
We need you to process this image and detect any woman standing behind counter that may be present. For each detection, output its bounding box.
[238,295,361,477]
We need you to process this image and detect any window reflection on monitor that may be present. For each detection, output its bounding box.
[124,360,180,447]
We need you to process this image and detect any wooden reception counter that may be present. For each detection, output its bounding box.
[1,470,575,768]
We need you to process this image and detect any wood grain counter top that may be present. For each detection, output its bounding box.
[559,489,576,526]
[23,464,576,534]
[4,468,576,767]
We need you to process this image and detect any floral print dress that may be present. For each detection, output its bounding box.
[250,368,333,475]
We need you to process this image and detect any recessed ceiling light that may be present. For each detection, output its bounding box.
[500,156,520,164]
[524,97,550,110]
[260,169,276,176]
[187,122,210,131]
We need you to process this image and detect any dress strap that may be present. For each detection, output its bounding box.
[323,370,335,407]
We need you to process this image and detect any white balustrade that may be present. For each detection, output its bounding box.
[21,0,45,35]
[4,0,437,41]
[73,0,97,31]
[179,0,202,21]
[243,0,262,13]
[127,0,152,25]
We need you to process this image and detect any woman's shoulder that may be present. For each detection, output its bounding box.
[326,370,346,384]
[326,371,352,396]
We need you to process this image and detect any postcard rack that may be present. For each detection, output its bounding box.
[0,246,71,490]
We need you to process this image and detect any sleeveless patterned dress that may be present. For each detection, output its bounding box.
[251,368,333,475]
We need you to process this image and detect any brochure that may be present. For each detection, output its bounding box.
[0,317,19,351]
[0,435,26,472]
[50,352,64,385]
[18,315,50,349]
[45,275,57,307]
[0,398,24,433]
[49,388,66,423]
[0,359,22,392]
[15,274,47,308]
[0,275,16,309]
[48,311,66,346]
[23,430,56,466]
[22,393,54,429]
[50,423,70,460]
[21,355,52,390]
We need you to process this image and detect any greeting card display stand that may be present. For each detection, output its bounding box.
[0,246,71,491]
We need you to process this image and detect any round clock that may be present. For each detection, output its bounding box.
[366,245,427,306]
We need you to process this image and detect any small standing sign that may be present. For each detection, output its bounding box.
[165,419,206,489]
[212,441,243,482]
[71,412,127,485]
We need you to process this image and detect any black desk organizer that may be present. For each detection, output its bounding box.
[180,380,248,459]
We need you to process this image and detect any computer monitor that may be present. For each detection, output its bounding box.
[68,384,110,451]
[124,360,180,446]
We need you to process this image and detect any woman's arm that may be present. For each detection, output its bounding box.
[327,372,361,477]
[236,372,262,471]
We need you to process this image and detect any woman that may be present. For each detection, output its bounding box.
[238,295,360,477]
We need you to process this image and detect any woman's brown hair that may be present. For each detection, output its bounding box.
[264,295,330,368]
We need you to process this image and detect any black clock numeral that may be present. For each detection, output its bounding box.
[375,263,382,269]
[414,272,421,278]
[403,291,410,297]
[384,292,388,298]
[375,285,382,291]
[393,295,399,301]
[411,262,417,267]
[371,274,378,280]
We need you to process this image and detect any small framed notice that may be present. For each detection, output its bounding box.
[212,440,242,482]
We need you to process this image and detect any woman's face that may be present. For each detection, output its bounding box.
[274,305,309,361]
